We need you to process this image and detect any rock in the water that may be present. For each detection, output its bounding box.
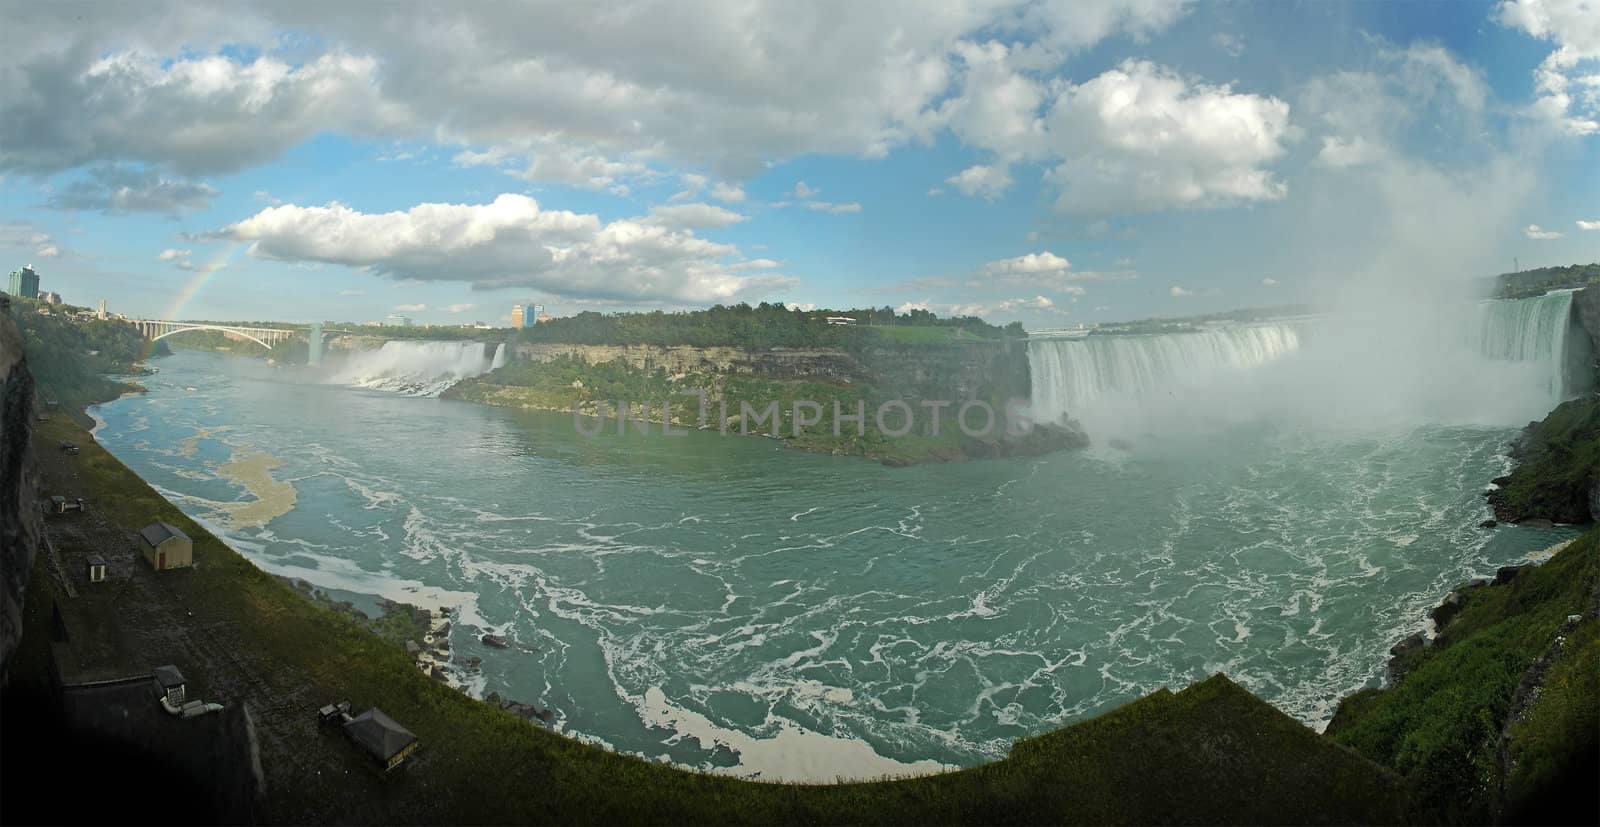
[1517,517,1555,529]
[1490,475,1512,488]
[429,664,446,681]
[482,633,511,649]
[1479,519,1498,529]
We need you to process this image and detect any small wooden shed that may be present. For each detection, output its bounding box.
[138,522,193,571]
[344,708,419,770]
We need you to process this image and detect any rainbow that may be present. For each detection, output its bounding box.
[159,244,246,322]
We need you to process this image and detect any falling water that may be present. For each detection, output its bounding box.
[1475,290,1584,400]
[327,340,503,396]
[1026,323,1302,424]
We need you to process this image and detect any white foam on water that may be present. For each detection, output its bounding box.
[637,686,951,782]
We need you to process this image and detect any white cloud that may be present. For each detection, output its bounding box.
[710,182,746,203]
[1577,219,1600,230]
[218,193,792,304]
[158,248,190,261]
[976,251,1138,289]
[1043,61,1291,215]
[803,201,862,214]
[3,1,1210,217]
[1496,0,1600,136]
[784,301,817,312]
[935,47,1293,215]
[995,295,1062,313]
[394,303,426,312]
[981,251,1071,276]
[1170,285,1194,297]
[1213,32,1245,58]
[643,203,748,229]
[338,289,366,296]
[1262,277,1279,286]
[945,164,1014,200]
[927,187,945,196]
[1525,223,1565,239]
[444,303,475,313]
[792,181,820,199]
[35,245,59,258]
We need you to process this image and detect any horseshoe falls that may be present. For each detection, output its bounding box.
[1028,293,1589,436]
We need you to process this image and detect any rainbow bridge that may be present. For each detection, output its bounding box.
[131,320,296,350]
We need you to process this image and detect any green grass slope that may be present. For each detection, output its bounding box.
[1488,399,1600,523]
[1326,532,1599,823]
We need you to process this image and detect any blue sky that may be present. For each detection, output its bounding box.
[1,0,1596,328]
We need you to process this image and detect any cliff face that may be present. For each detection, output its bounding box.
[515,342,855,380]
[0,298,43,673]
[513,340,1033,403]
[1571,286,1600,391]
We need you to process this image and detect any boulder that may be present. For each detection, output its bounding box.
[1516,517,1555,529]
[1494,564,1526,585]
[429,664,446,681]
[404,639,422,658]
[1386,632,1427,685]
[482,633,511,649]
[1479,519,1498,529]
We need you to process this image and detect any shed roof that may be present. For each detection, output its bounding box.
[139,521,189,547]
[86,554,106,566]
[344,708,417,762]
[152,664,186,688]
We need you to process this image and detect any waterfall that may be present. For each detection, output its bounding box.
[490,342,507,371]
[1027,323,1302,424]
[328,341,502,396]
[1475,290,1583,400]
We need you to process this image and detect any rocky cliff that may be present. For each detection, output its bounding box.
[514,339,1033,403]
[1571,285,1600,391]
[0,297,42,673]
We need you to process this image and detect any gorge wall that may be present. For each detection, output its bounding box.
[0,298,42,672]
[514,339,1033,403]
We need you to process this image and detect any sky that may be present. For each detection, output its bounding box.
[1,0,1597,329]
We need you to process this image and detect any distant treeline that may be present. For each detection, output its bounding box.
[1098,303,1315,334]
[1494,263,1600,299]
[511,303,1020,348]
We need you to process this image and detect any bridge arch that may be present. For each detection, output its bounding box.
[148,324,276,350]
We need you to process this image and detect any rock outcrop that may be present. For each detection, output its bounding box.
[0,296,43,674]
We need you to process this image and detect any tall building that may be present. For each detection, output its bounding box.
[97,299,107,320]
[39,291,62,305]
[6,265,39,299]
[385,314,413,326]
[511,302,544,328]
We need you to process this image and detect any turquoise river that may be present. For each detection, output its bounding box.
[90,294,1585,781]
